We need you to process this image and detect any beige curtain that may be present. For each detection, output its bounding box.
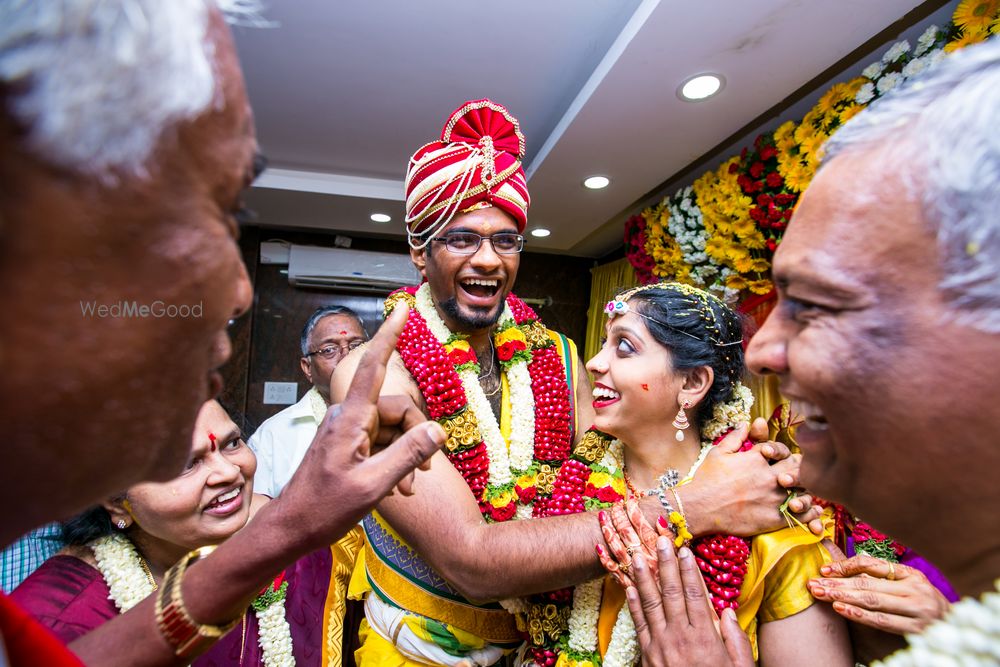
[584,258,640,364]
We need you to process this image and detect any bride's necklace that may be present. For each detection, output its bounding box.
[621,443,711,499]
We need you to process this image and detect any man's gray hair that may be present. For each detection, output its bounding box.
[0,0,262,180]
[300,306,368,357]
[822,39,1000,333]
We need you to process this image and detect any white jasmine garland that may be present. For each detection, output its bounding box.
[701,382,755,441]
[514,503,534,520]
[566,579,603,652]
[499,596,529,615]
[94,534,297,665]
[873,580,1000,666]
[603,440,625,470]
[91,533,155,612]
[458,363,515,488]
[558,440,713,667]
[506,357,537,472]
[603,606,638,667]
[256,596,295,667]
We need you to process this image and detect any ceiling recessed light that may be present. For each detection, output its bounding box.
[530,228,551,238]
[583,176,610,190]
[370,213,391,223]
[679,74,724,101]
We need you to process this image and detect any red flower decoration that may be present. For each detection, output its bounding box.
[624,214,657,284]
[515,484,537,504]
[489,502,518,522]
[596,485,623,504]
[497,339,526,362]
[447,347,476,368]
[737,131,800,253]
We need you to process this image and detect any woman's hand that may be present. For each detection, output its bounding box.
[626,537,753,667]
[596,498,664,587]
[807,552,950,635]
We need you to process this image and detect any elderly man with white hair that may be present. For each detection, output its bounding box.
[0,2,445,665]
[622,38,1000,667]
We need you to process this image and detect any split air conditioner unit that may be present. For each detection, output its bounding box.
[287,245,420,293]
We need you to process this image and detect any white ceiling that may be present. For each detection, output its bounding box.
[235,0,932,257]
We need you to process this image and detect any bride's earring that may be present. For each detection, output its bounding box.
[672,400,691,441]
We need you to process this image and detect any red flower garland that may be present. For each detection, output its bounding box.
[388,286,573,520]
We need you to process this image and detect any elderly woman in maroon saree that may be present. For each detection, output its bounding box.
[11,400,361,666]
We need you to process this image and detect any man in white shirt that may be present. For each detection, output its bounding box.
[249,305,368,497]
[247,305,371,664]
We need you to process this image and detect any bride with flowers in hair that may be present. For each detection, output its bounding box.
[546,282,853,666]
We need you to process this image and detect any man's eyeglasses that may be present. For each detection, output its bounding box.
[432,232,524,255]
[305,340,364,359]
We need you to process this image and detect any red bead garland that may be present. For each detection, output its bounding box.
[693,535,751,613]
[687,433,754,613]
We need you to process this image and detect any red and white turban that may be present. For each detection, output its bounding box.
[405,99,530,248]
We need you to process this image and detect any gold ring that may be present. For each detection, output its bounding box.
[886,562,896,581]
[625,543,642,557]
[620,561,630,575]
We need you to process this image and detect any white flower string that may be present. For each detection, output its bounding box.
[566,579,602,654]
[256,594,295,667]
[93,532,295,665]
[91,533,155,612]
[603,605,638,667]
[701,382,754,441]
[873,579,1000,666]
[855,29,948,107]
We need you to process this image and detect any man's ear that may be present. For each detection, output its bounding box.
[102,496,132,530]
[410,246,428,279]
[300,356,313,384]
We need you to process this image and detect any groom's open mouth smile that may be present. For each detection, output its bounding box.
[458,277,502,307]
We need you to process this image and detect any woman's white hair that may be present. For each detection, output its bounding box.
[0,0,262,180]
[822,39,1000,333]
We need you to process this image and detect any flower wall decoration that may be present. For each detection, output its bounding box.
[625,1,999,313]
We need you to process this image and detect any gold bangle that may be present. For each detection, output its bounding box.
[154,545,245,658]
